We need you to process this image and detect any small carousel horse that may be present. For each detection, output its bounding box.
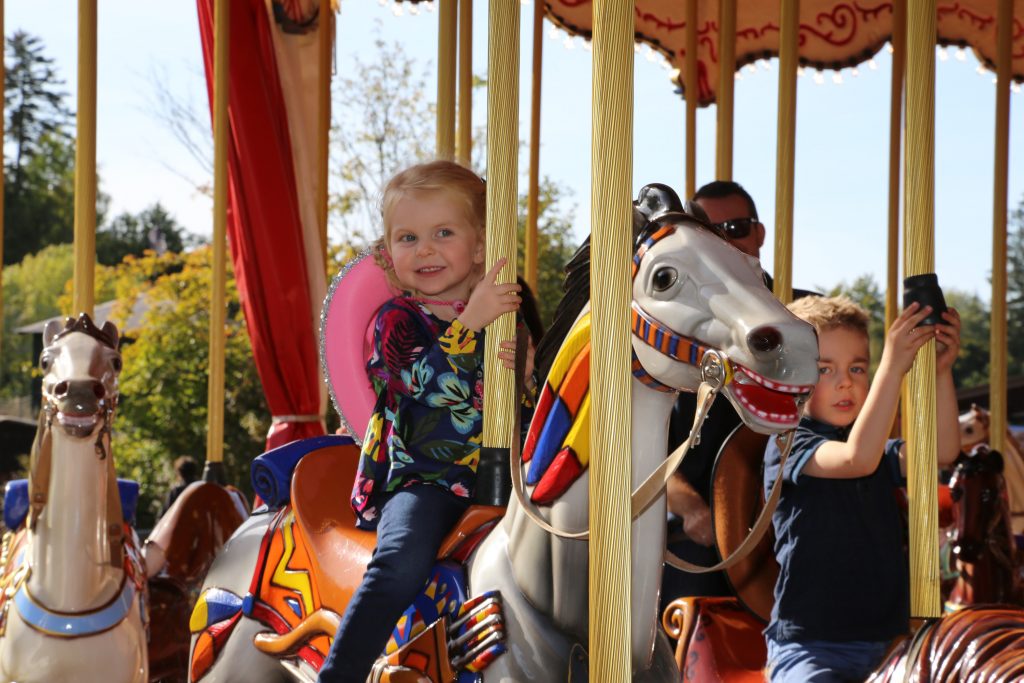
[959,404,1024,535]
[0,314,148,683]
[945,446,1023,610]
[188,185,819,682]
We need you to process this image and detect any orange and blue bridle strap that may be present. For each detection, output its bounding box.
[630,222,733,391]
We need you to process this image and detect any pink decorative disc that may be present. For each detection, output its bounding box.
[320,250,398,444]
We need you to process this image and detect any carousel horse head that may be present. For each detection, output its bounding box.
[40,313,121,439]
[949,446,1007,563]
[627,184,818,430]
[959,404,990,453]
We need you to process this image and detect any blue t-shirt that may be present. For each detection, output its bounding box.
[763,416,909,643]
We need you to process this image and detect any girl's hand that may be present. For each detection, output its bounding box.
[880,302,935,375]
[497,334,536,385]
[458,258,522,331]
[935,308,961,375]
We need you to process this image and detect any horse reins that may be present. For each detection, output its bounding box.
[509,219,801,575]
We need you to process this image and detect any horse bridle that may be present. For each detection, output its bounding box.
[509,219,800,575]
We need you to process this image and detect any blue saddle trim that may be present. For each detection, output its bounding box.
[3,479,140,531]
[250,434,355,509]
[13,576,137,637]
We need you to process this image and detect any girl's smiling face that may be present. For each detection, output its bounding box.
[387,190,484,302]
[806,326,871,427]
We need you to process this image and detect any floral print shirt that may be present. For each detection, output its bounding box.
[351,297,486,529]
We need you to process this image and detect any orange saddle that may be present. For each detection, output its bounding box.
[289,442,503,615]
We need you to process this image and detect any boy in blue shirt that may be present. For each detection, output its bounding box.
[763,295,961,682]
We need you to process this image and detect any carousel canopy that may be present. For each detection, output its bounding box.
[530,1,1024,105]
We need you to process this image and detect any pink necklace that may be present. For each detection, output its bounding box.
[411,297,466,315]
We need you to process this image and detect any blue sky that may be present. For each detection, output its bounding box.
[8,1,1022,302]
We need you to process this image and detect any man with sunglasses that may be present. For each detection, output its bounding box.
[662,180,816,608]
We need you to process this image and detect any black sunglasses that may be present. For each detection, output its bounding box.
[713,217,761,240]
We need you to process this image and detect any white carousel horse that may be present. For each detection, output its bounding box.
[0,314,148,683]
[959,404,1024,535]
[188,184,819,682]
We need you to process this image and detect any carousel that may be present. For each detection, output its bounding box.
[0,1,1022,682]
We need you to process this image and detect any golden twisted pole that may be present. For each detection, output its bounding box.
[482,0,519,449]
[716,0,736,180]
[885,0,906,332]
[437,0,457,159]
[903,0,939,617]
[457,0,473,166]
[989,0,1012,454]
[73,0,98,317]
[772,0,799,305]
[684,0,697,198]
[524,0,544,293]
[206,0,230,473]
[590,0,633,677]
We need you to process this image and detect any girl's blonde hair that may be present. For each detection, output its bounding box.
[373,160,486,289]
[787,295,869,338]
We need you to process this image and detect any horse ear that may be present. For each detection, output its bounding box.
[102,321,120,349]
[633,184,684,224]
[43,319,63,347]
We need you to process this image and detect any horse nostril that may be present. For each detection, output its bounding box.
[91,381,105,400]
[747,326,783,355]
[53,381,69,398]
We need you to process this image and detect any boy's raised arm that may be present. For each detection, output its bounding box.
[804,303,935,479]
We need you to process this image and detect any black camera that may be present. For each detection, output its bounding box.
[902,273,947,327]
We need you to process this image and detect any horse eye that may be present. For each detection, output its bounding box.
[112,357,123,372]
[40,356,51,372]
[652,267,678,292]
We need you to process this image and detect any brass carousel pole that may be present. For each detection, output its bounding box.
[481,1,519,450]
[318,0,332,277]
[989,0,1012,454]
[591,0,633,677]
[684,0,697,198]
[716,0,736,180]
[524,0,544,293]
[456,0,472,166]
[73,0,98,318]
[772,0,798,305]
[885,0,906,332]
[0,0,5,352]
[903,0,940,617]
[205,0,230,483]
[437,0,457,159]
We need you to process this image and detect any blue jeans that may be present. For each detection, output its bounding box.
[766,637,890,683]
[317,485,469,683]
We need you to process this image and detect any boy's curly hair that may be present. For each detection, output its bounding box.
[787,295,869,337]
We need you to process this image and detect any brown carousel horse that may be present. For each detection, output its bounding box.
[944,445,1023,611]
[959,404,1024,535]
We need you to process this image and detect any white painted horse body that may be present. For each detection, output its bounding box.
[470,211,818,679]
[191,187,818,682]
[0,315,147,683]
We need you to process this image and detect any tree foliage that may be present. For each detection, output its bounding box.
[516,180,578,327]
[97,202,197,266]
[108,247,268,527]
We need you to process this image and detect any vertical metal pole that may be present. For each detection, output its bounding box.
[772,0,798,305]
[318,0,332,277]
[456,0,473,166]
[903,0,939,618]
[990,0,1012,453]
[73,0,98,317]
[482,1,519,449]
[524,0,544,293]
[716,0,736,180]
[885,0,906,332]
[437,0,457,159]
[206,0,230,478]
[684,0,697,198]
[0,0,6,352]
[591,0,633,678]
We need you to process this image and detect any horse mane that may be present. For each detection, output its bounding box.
[534,184,718,385]
[52,313,118,350]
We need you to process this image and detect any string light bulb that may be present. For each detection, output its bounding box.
[956,47,967,61]
[851,67,860,77]
[937,46,948,61]
[813,70,825,85]
[833,72,843,85]
[868,59,878,70]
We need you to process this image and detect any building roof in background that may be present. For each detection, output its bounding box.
[14,297,149,335]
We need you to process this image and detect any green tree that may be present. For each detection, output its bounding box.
[1007,197,1024,376]
[97,203,195,265]
[108,247,268,527]
[946,290,990,389]
[3,31,109,264]
[827,274,886,371]
[517,179,577,327]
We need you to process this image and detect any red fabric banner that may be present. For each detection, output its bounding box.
[196,0,325,451]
